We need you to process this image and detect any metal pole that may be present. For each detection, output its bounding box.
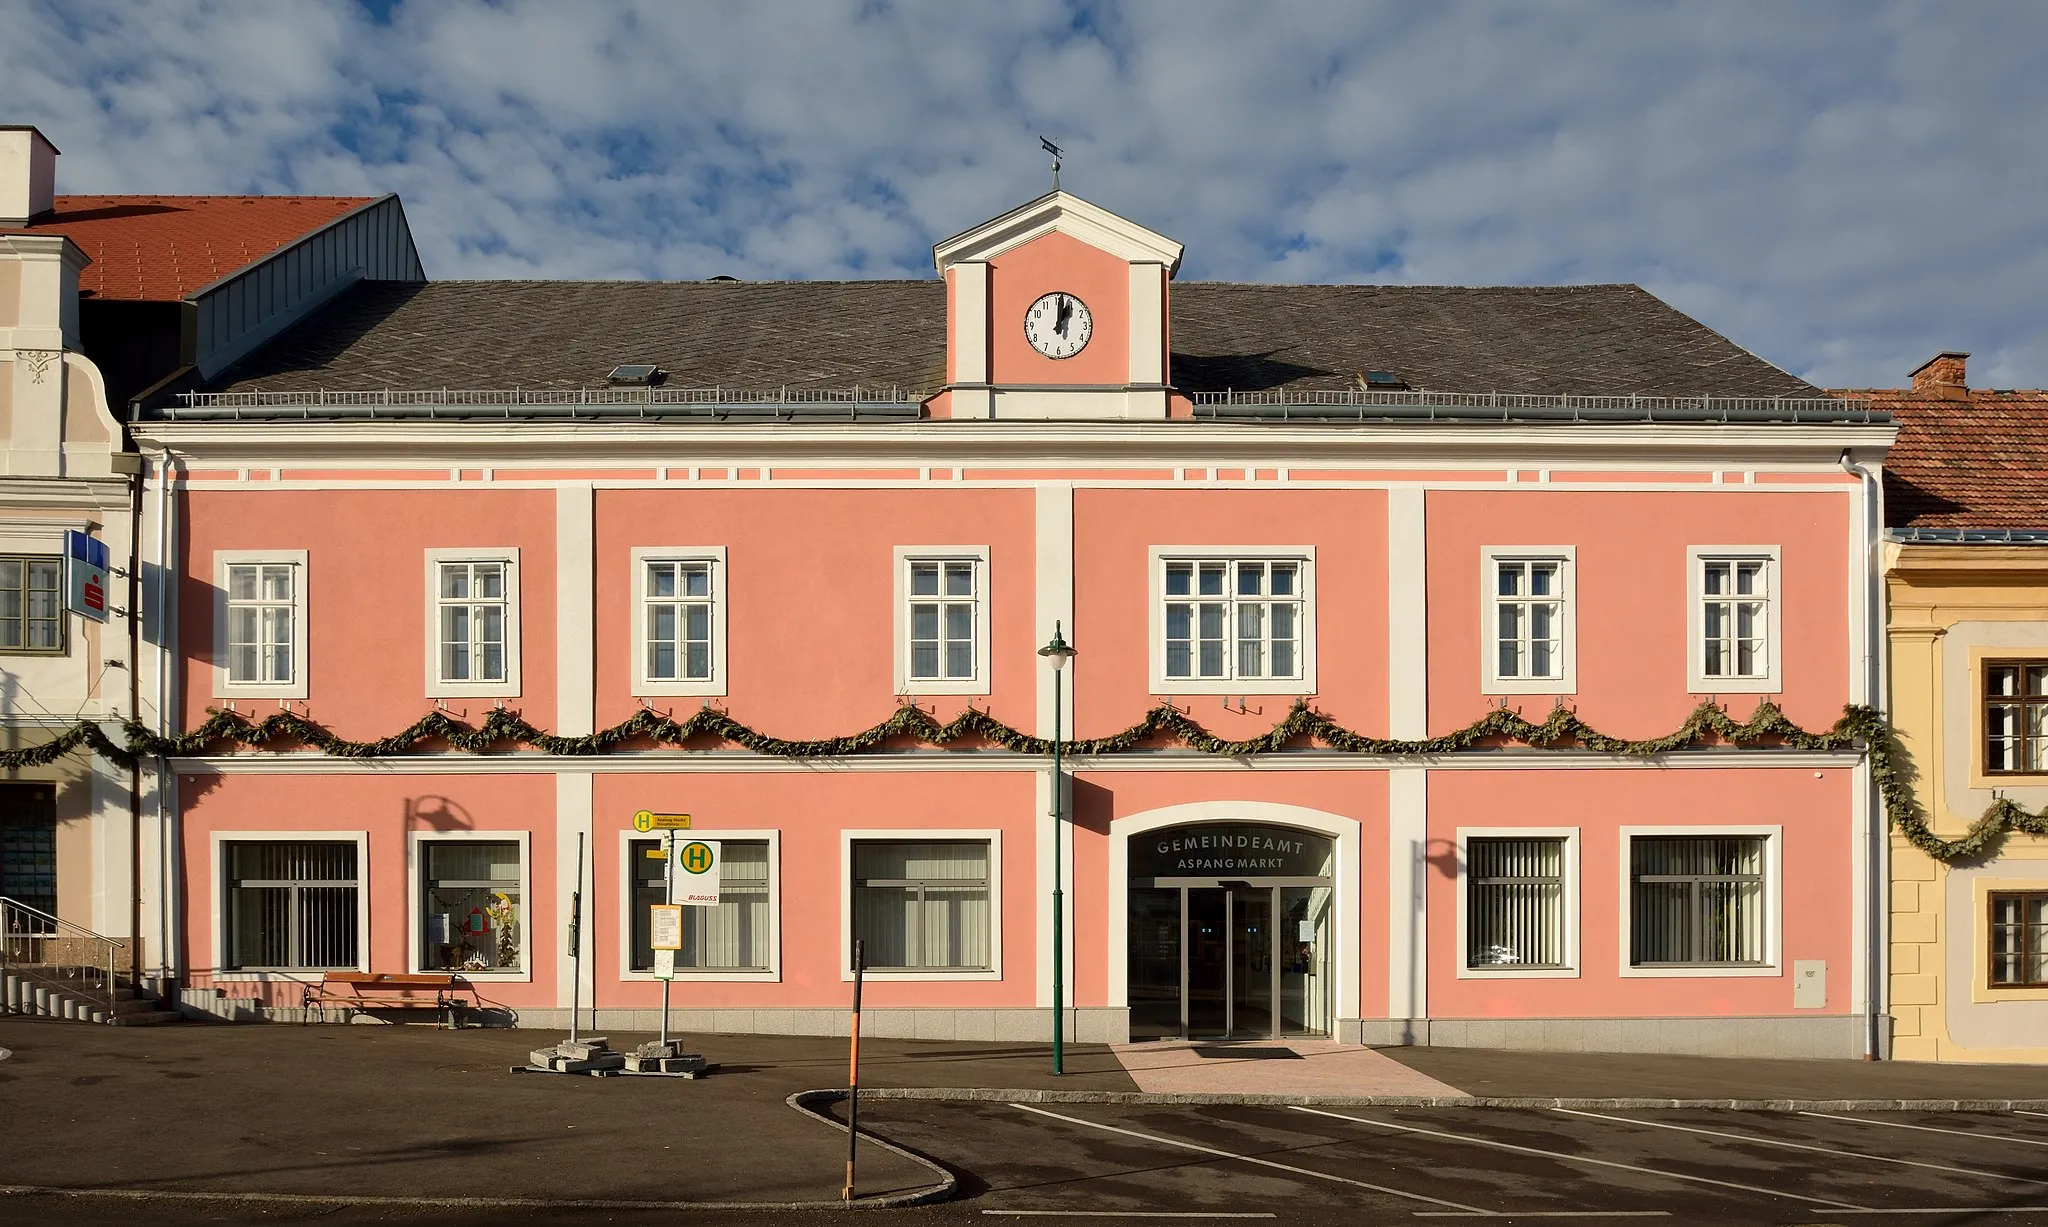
[569,832,584,1044]
[660,831,673,1049]
[843,938,865,1202]
[1052,664,1064,1076]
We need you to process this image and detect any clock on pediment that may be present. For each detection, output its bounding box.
[933,190,1183,420]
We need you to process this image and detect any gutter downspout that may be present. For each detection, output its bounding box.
[1841,449,1888,1060]
[126,457,144,991]
[152,451,175,996]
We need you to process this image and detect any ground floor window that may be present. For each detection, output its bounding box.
[0,782,57,931]
[1466,837,1566,968]
[224,840,358,970]
[851,840,990,971]
[1629,835,1766,966]
[420,839,522,973]
[1990,891,2048,987]
[629,838,771,971]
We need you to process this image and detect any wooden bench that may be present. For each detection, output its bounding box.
[302,972,473,1028]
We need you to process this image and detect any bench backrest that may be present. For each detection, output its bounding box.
[320,971,460,989]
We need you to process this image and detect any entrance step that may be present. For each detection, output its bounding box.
[109,1010,184,1027]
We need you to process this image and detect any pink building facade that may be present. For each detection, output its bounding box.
[129,192,1895,1055]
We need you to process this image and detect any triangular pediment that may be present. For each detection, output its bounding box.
[932,190,1183,274]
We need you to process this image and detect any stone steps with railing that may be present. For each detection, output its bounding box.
[1,896,181,1026]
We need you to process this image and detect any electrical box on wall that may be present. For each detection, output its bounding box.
[1793,959,1827,1009]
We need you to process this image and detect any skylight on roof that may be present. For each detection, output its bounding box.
[1360,370,1407,390]
[607,364,664,386]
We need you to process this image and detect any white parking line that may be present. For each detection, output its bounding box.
[1288,1106,1858,1210]
[2021,1111,2048,1120]
[1412,1213,1671,1219]
[1829,1208,2048,1215]
[1006,1103,1495,1215]
[1802,1110,2048,1148]
[1554,1108,2048,1184]
[978,1213,1277,1219]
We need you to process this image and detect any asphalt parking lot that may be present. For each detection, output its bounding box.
[854,1100,2048,1225]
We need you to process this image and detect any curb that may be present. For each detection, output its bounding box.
[858,1086,2048,1113]
[787,1089,959,1207]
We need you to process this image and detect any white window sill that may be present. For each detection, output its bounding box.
[1619,964,1781,979]
[1688,677,1781,695]
[623,969,779,983]
[841,968,1001,982]
[1482,677,1575,696]
[634,679,728,699]
[897,678,992,698]
[1456,966,1580,980]
[1151,678,1314,697]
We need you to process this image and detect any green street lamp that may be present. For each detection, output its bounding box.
[1038,621,1077,1075]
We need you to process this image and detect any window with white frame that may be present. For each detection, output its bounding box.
[223,840,358,971]
[629,838,770,971]
[425,551,518,695]
[633,547,726,696]
[1688,548,1780,692]
[1629,835,1767,967]
[418,839,523,973]
[895,548,989,695]
[1484,549,1574,692]
[851,840,991,971]
[1154,552,1313,691]
[215,551,306,698]
[0,555,64,654]
[1465,837,1567,969]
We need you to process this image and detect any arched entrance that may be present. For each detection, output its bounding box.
[1127,821,1336,1040]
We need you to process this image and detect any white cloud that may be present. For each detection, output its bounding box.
[3,0,2044,386]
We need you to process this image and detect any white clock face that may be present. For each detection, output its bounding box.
[1024,292,1092,359]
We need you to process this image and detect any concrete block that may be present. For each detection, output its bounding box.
[954,1009,996,1042]
[1891,1034,1941,1062]
[913,1009,956,1041]
[713,1009,756,1035]
[1891,973,1940,1006]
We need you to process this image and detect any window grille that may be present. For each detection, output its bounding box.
[0,556,63,653]
[1701,557,1770,678]
[1163,558,1303,681]
[1494,559,1564,680]
[629,838,770,970]
[224,841,358,970]
[907,559,978,681]
[1466,838,1565,968]
[1630,836,1766,966]
[851,841,990,970]
[1985,662,2048,774]
[1990,891,2048,988]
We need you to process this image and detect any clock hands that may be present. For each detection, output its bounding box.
[1054,294,1072,338]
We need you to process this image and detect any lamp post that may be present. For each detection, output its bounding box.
[1038,621,1076,1075]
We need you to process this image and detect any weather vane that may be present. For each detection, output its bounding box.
[1040,136,1063,192]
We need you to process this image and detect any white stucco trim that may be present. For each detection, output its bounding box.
[1386,488,1427,739]
[1617,823,1783,979]
[207,829,369,980]
[555,484,595,736]
[1387,768,1427,1021]
[1107,801,1360,1024]
[1453,825,1580,980]
[1034,483,1076,740]
[614,827,781,983]
[840,827,1003,982]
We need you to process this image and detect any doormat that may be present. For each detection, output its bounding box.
[1190,1046,1302,1059]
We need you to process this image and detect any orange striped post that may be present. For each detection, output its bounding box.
[842,938,865,1202]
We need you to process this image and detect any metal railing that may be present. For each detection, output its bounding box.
[1190,388,1882,424]
[164,385,929,421]
[1,896,120,1022]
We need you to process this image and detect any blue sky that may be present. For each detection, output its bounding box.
[5,0,2045,388]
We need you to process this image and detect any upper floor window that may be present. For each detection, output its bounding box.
[1688,547,1780,693]
[425,549,519,697]
[633,547,727,697]
[894,547,989,696]
[213,551,307,699]
[1985,661,2048,775]
[1151,550,1315,694]
[0,555,64,654]
[1482,548,1575,694]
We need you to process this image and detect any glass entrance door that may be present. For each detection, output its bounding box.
[1185,888,1228,1037]
[1231,888,1274,1036]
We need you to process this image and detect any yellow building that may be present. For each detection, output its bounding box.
[1865,353,2048,1061]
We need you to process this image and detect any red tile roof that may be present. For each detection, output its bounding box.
[1836,383,2048,529]
[2,194,375,301]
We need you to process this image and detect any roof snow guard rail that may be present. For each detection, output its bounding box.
[1888,527,2048,545]
[163,386,927,422]
[1191,388,1883,425]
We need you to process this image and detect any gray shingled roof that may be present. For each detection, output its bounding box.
[201,278,1818,400]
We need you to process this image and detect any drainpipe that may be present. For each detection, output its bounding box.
[1840,449,1887,1060]
[125,457,144,990]
[152,451,175,996]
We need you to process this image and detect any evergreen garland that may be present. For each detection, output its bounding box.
[6,698,2039,864]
